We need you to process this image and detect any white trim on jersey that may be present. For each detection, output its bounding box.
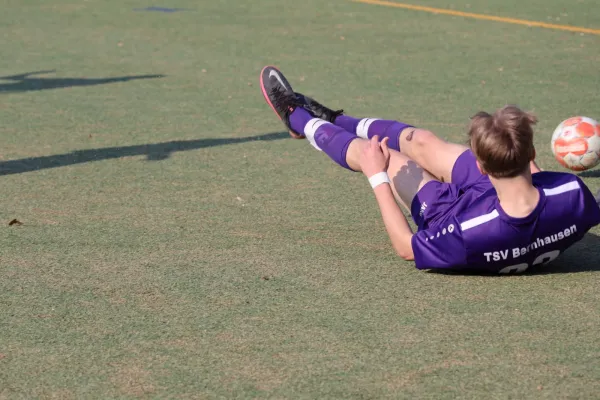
[304,118,328,151]
[356,118,378,139]
[460,209,500,231]
[543,180,580,196]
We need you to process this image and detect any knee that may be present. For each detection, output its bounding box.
[407,129,437,154]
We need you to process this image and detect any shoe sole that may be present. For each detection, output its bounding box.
[259,65,304,140]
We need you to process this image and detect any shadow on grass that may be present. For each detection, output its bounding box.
[0,131,289,175]
[0,70,164,93]
[578,167,600,177]
[531,233,600,275]
[428,233,600,276]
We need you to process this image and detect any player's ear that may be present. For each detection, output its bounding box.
[476,160,487,175]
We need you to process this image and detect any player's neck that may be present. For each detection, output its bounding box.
[491,172,540,218]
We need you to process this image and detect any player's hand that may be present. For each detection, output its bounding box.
[360,135,390,177]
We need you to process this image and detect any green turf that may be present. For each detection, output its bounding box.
[1,0,600,398]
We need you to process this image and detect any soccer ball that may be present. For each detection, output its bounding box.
[551,116,600,171]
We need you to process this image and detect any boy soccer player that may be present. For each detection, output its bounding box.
[259,66,600,273]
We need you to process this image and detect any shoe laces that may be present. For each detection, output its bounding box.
[269,86,300,111]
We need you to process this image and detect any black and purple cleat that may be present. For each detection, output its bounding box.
[259,66,304,139]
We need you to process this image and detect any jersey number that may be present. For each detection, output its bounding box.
[498,250,561,274]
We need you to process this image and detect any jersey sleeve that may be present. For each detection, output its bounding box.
[577,177,600,228]
[411,222,467,270]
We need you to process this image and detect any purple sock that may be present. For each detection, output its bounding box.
[333,115,361,133]
[289,107,314,134]
[333,115,413,152]
[289,108,357,171]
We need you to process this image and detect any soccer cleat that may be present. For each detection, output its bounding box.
[259,66,305,139]
[295,93,344,123]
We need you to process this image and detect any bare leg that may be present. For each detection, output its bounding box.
[397,127,542,178]
[331,113,468,183]
[345,138,436,211]
[398,128,469,184]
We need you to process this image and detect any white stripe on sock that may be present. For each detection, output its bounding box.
[304,118,329,151]
[357,118,379,139]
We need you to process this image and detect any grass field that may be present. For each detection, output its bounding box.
[1,0,600,398]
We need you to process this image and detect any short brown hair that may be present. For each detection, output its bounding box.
[468,105,537,178]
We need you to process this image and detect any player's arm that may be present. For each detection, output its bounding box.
[360,136,414,260]
[372,183,414,260]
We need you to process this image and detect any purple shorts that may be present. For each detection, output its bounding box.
[410,150,492,230]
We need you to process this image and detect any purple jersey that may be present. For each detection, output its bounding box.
[410,151,600,273]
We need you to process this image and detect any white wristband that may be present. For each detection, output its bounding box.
[368,172,390,189]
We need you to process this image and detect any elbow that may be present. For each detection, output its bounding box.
[391,235,414,261]
[394,246,414,261]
